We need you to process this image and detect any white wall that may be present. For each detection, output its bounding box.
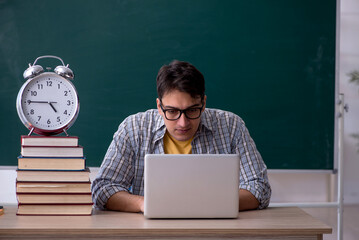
[1,0,359,205]
[339,0,359,204]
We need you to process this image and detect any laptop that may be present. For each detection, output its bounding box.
[144,154,240,219]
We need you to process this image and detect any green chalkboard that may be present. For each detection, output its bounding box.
[0,0,336,169]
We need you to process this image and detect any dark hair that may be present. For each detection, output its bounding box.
[156,60,205,100]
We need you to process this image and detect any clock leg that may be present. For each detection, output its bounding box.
[28,127,34,136]
[63,129,69,136]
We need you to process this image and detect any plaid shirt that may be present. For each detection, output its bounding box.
[91,108,271,209]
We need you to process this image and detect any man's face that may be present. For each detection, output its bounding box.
[157,90,206,142]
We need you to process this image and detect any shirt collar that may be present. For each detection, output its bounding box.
[153,111,166,142]
[198,109,215,133]
[154,111,165,131]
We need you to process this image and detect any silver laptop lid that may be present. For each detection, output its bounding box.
[144,154,239,218]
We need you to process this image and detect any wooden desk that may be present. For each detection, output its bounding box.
[0,206,331,240]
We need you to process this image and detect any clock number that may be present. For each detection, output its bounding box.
[64,110,67,115]
[30,109,34,115]
[37,116,41,121]
[57,117,61,122]
[58,84,61,89]
[67,100,71,106]
[31,91,37,96]
[37,84,43,90]
[46,81,52,87]
[64,91,68,96]
[47,119,51,124]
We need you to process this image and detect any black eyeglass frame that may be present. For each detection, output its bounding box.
[160,101,204,121]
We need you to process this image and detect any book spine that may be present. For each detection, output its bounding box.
[18,203,93,205]
[21,135,79,146]
[16,180,91,184]
[16,192,92,195]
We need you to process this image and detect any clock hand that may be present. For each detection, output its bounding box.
[28,100,58,104]
[27,100,58,112]
[28,100,48,104]
[49,102,57,113]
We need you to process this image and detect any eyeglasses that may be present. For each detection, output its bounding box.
[160,101,204,121]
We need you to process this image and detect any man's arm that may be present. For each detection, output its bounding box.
[232,115,271,209]
[238,189,259,211]
[106,191,144,213]
[92,116,139,210]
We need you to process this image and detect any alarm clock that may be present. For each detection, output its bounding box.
[16,55,80,136]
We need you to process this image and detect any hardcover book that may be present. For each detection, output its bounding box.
[16,181,91,193]
[16,168,90,182]
[21,135,79,147]
[18,156,86,170]
[17,203,93,216]
[16,193,92,204]
[21,145,84,157]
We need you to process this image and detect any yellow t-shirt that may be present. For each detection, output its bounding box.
[163,131,193,154]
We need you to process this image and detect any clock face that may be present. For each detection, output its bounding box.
[17,72,79,135]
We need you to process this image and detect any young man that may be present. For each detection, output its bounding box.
[91,60,271,212]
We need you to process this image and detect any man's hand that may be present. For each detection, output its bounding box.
[106,191,144,213]
[106,189,258,212]
[238,189,260,211]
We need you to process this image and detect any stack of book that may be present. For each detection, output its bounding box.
[16,135,93,216]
